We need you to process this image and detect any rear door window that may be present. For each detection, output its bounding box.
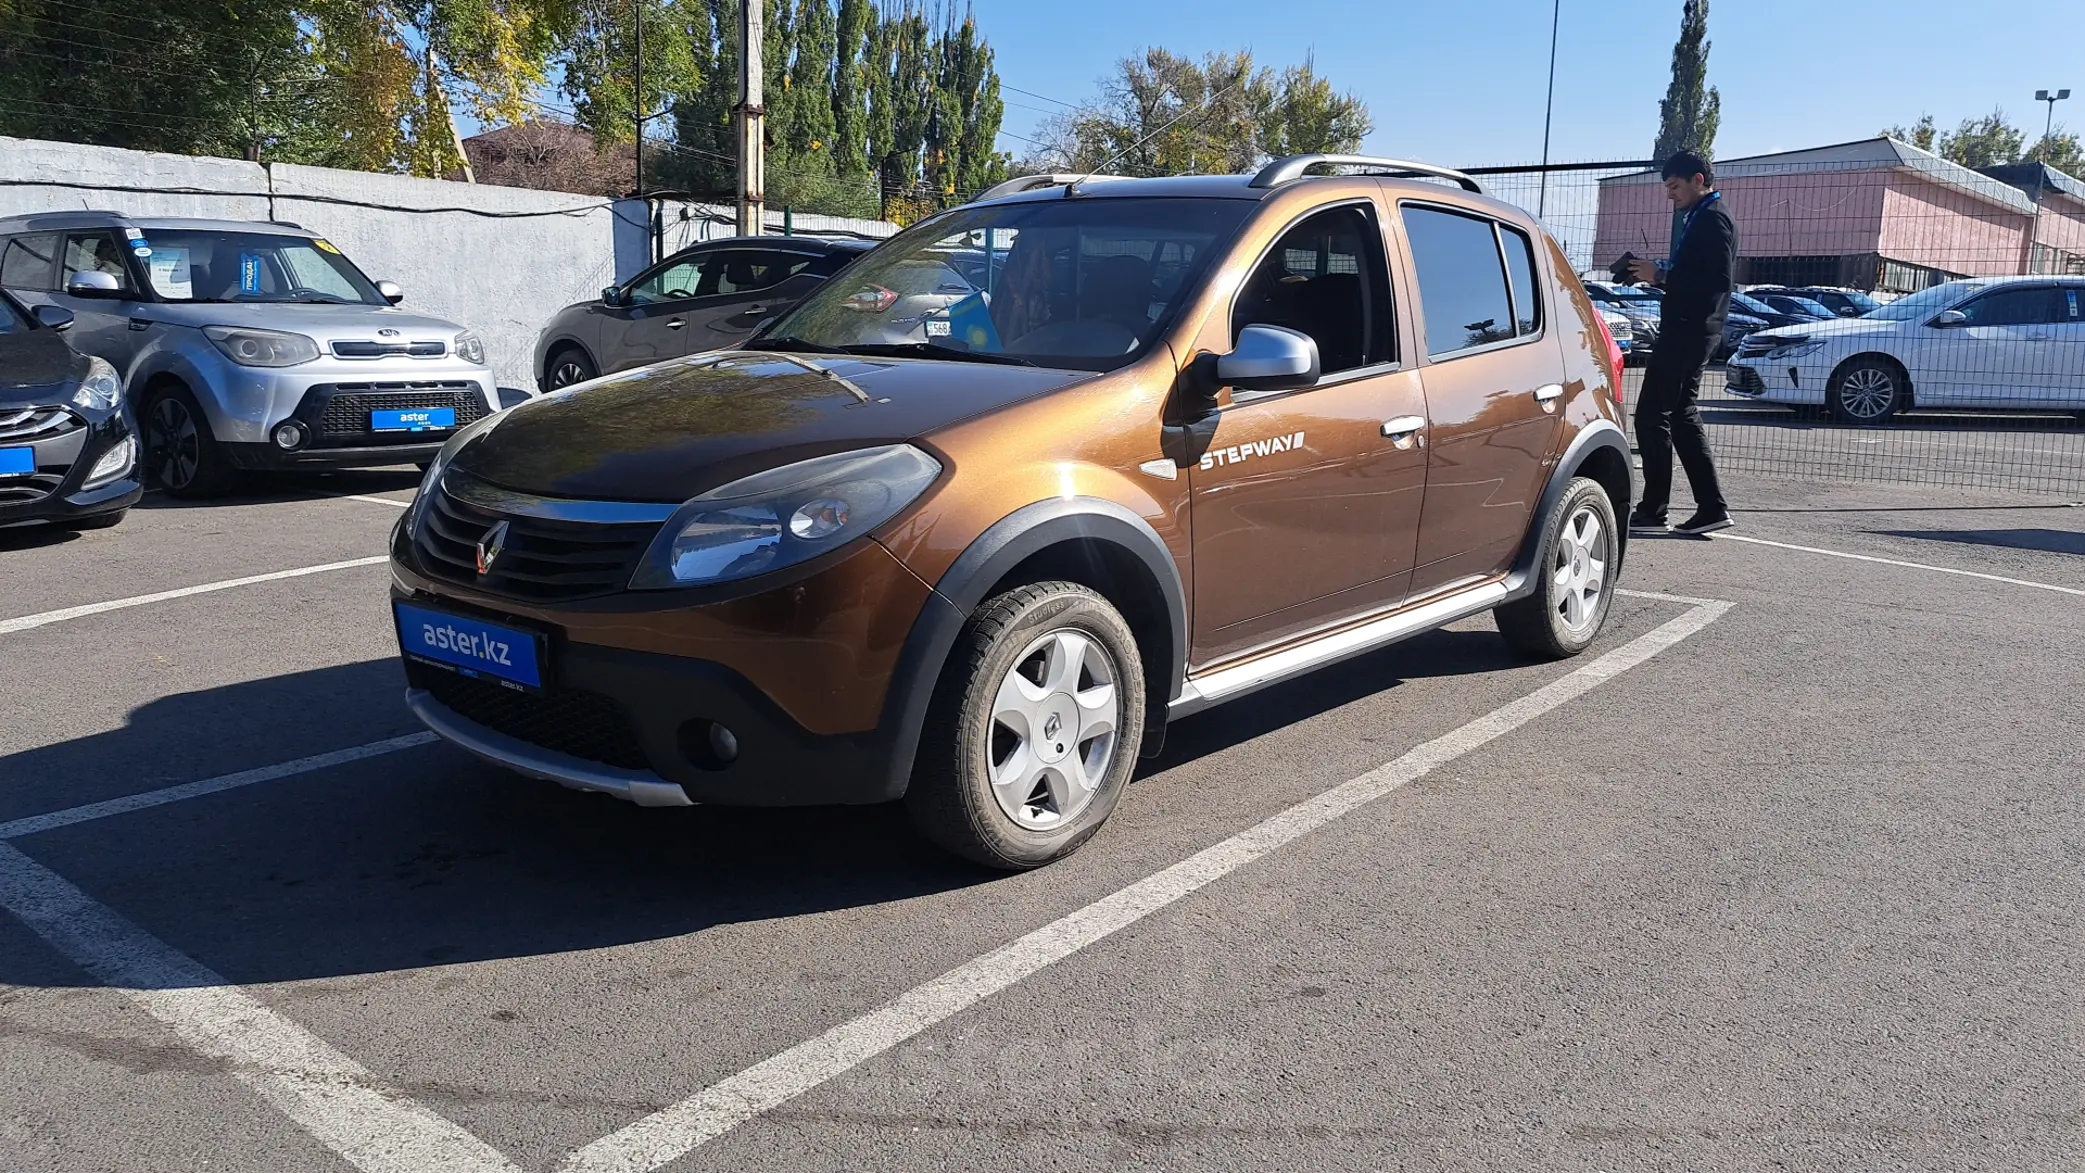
[709,250,818,295]
[1401,206,1517,357]
[1,233,60,290]
[1500,225,1543,336]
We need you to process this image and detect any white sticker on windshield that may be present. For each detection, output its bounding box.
[148,248,193,299]
[122,227,142,240]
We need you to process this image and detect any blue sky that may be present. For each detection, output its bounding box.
[981,0,2083,166]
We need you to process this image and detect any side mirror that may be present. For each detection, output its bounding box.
[1215,324,1320,394]
[64,271,123,299]
[375,280,405,305]
[1932,309,1968,327]
[601,285,623,306]
[1837,307,1858,317]
[32,304,74,331]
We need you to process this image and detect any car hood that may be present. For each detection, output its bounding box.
[448,351,1096,502]
[1754,315,1901,342]
[0,329,87,402]
[139,301,466,342]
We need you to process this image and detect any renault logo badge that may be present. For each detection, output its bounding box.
[475,520,510,576]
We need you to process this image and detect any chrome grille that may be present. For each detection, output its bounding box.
[0,406,82,442]
[331,340,446,358]
[413,482,661,602]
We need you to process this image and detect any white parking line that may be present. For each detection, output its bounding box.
[342,494,410,509]
[1719,533,2085,597]
[0,734,438,841]
[560,595,1734,1173]
[0,843,521,1173]
[0,556,389,637]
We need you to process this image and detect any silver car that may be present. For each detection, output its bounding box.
[0,213,495,496]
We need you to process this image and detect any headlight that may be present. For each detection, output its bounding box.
[81,435,136,488]
[1765,340,1825,360]
[402,443,455,534]
[630,444,942,589]
[203,325,320,367]
[72,356,122,411]
[454,331,485,365]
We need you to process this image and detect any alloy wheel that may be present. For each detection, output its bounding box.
[1551,504,1609,633]
[987,628,1121,830]
[1838,367,1897,421]
[549,359,590,389]
[148,397,200,490]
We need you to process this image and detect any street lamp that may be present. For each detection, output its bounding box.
[2029,89,2069,274]
[2035,88,2070,149]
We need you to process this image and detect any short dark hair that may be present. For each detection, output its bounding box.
[1662,150,1714,186]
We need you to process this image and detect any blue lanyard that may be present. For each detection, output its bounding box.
[1669,192,1721,266]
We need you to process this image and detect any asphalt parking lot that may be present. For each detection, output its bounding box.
[3,467,2082,1172]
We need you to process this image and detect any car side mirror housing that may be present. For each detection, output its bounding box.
[1932,309,1968,327]
[375,280,405,305]
[1215,324,1321,394]
[601,284,623,306]
[63,271,123,299]
[31,304,74,331]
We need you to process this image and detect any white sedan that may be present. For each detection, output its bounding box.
[1726,276,2085,423]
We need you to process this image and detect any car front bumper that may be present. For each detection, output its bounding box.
[179,346,497,449]
[1726,357,1829,406]
[0,403,143,527]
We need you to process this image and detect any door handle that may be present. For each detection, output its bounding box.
[1533,383,1564,402]
[667,318,685,330]
[128,317,152,332]
[1382,416,1426,449]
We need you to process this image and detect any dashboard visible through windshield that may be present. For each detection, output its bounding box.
[138,230,387,305]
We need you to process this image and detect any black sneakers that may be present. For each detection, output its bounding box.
[1674,510,1734,535]
[1628,509,1669,533]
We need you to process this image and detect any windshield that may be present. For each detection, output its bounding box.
[1775,296,1833,317]
[1606,286,1656,301]
[755,197,1253,372]
[1730,293,1775,314]
[1865,282,1980,321]
[1839,291,1881,313]
[138,230,385,305]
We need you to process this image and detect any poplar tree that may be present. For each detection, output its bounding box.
[1652,0,1719,161]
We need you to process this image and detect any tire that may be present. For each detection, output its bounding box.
[906,581,1146,870]
[60,509,127,531]
[1494,477,1620,660]
[1827,357,1906,424]
[144,386,240,498]
[544,347,597,392]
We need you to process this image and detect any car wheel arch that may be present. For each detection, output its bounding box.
[876,498,1188,798]
[1829,351,1913,409]
[542,341,597,386]
[1509,419,1632,593]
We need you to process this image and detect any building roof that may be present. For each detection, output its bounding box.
[1977,162,2085,206]
[1600,137,2039,215]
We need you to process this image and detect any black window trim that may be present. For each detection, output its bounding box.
[1397,198,1549,365]
[1221,197,1404,408]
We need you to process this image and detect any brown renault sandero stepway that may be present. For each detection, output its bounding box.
[389,154,1635,868]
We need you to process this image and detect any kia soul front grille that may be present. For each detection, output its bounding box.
[414,485,660,602]
[296,382,489,443]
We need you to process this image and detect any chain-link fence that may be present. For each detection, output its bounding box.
[1472,147,2085,499]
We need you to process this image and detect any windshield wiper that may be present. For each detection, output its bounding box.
[841,342,1036,367]
[739,336,851,355]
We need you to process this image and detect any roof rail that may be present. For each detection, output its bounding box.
[970,173,1134,203]
[1250,155,1483,194]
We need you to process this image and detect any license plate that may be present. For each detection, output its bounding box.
[394,601,546,691]
[371,407,456,432]
[0,447,32,477]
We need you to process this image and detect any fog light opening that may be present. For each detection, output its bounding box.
[678,719,739,771]
[272,420,308,451]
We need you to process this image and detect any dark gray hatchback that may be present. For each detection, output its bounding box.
[530,236,875,392]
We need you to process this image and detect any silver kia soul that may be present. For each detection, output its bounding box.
[0,213,496,496]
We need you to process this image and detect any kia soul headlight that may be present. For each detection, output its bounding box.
[203,325,320,367]
[630,445,942,589]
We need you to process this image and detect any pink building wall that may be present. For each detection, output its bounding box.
[1593,162,2076,280]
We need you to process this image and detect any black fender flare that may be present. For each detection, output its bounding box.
[1505,419,1633,596]
[875,497,1188,797]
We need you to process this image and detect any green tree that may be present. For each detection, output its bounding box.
[783,0,836,163]
[559,0,701,162]
[2026,129,2083,176]
[1652,0,1719,161]
[1882,113,1938,153]
[831,0,872,179]
[1938,108,2026,168]
[1264,54,1371,158]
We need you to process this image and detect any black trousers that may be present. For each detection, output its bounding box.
[1634,334,1727,519]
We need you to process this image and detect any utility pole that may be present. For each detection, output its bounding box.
[2029,89,2069,274]
[634,0,644,199]
[737,0,766,237]
[1537,0,1560,219]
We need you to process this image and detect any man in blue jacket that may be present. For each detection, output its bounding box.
[1626,151,1734,535]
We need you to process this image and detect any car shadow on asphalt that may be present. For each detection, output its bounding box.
[133,468,422,510]
[1873,528,2085,557]
[0,622,1555,989]
[0,524,82,552]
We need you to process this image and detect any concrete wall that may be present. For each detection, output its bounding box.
[0,136,895,389]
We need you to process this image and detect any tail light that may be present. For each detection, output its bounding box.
[841,284,899,313]
[1592,312,1624,406]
